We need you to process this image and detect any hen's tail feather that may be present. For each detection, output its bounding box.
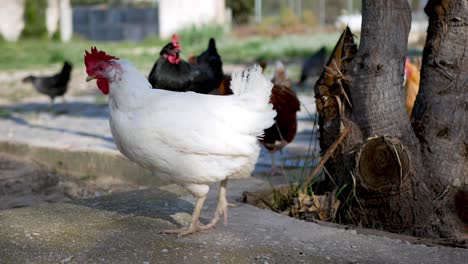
[230,65,276,137]
[230,64,272,100]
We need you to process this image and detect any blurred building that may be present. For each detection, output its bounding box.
[0,0,428,42]
[73,0,226,41]
[72,5,159,41]
[0,0,25,42]
[0,0,226,42]
[47,0,73,42]
[159,0,225,38]
[0,0,72,42]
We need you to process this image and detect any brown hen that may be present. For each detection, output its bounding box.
[260,62,300,174]
[404,58,421,117]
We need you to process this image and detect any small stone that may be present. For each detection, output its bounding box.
[452,178,461,187]
[161,249,168,253]
[61,256,73,263]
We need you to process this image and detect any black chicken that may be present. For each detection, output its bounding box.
[22,61,73,104]
[298,47,328,86]
[148,35,223,94]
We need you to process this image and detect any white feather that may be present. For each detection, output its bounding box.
[106,60,275,196]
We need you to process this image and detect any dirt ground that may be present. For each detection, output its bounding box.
[0,153,142,210]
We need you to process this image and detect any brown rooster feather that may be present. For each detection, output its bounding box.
[259,61,300,174]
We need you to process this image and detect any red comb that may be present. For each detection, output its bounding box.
[84,47,119,70]
[172,34,181,50]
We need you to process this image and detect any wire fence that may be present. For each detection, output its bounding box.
[253,0,426,26]
[254,0,361,26]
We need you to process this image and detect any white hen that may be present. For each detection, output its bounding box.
[84,47,276,235]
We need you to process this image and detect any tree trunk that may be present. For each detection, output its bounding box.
[317,0,439,236]
[315,0,468,239]
[345,0,436,235]
[412,0,468,238]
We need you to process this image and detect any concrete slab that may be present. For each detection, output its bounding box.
[0,185,466,264]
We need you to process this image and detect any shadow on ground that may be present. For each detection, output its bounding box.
[69,188,197,228]
[0,101,108,119]
[0,101,114,143]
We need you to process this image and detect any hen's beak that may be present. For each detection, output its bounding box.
[86,75,96,82]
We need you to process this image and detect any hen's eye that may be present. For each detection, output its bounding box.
[97,66,103,71]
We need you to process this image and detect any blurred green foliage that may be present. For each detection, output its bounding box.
[302,9,317,26]
[51,28,61,41]
[176,26,225,46]
[279,7,300,27]
[226,0,254,24]
[0,25,339,71]
[22,0,48,39]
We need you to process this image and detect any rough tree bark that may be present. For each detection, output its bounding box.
[343,0,434,236]
[412,0,468,238]
[316,0,467,239]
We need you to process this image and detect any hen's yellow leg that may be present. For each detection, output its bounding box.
[161,196,206,236]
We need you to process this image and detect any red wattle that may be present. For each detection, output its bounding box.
[97,79,109,94]
[168,55,181,64]
[163,54,180,64]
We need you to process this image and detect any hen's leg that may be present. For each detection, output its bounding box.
[270,150,286,176]
[279,148,287,175]
[160,196,207,236]
[202,179,231,229]
[47,97,55,111]
[270,151,276,174]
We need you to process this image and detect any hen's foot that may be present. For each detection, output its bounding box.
[204,181,230,229]
[161,196,207,236]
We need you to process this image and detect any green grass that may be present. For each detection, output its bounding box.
[0,110,12,118]
[0,26,340,71]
